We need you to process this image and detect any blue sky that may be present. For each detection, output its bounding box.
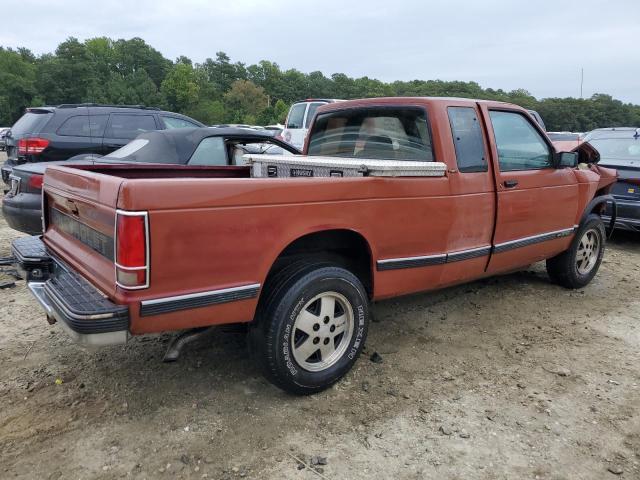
[2,0,638,103]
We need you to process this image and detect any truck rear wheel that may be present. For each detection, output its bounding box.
[546,214,606,289]
[251,264,369,395]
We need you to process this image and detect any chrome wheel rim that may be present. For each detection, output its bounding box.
[291,291,354,372]
[576,228,600,275]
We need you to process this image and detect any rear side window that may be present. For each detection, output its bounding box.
[447,107,487,172]
[10,112,52,135]
[304,102,324,128]
[106,114,157,139]
[57,115,108,137]
[188,137,227,166]
[308,107,433,161]
[286,104,306,129]
[162,116,201,129]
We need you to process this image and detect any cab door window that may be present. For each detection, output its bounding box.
[489,111,552,171]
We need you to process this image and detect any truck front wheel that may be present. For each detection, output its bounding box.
[252,264,369,395]
[546,214,606,288]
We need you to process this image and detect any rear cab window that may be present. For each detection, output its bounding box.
[307,106,433,161]
[105,114,158,139]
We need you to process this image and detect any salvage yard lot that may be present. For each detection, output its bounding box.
[0,153,639,479]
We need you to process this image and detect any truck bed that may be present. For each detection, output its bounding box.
[68,163,251,179]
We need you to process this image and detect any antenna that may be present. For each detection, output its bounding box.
[580,68,584,99]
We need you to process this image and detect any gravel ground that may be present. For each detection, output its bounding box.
[1,152,639,479]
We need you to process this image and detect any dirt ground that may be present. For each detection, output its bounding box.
[0,151,639,480]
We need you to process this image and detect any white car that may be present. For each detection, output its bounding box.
[281,99,341,150]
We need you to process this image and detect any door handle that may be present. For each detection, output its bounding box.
[503,179,519,188]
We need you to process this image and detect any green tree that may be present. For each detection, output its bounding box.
[0,47,36,124]
[160,62,200,113]
[1,36,640,130]
[36,38,93,105]
[223,80,268,124]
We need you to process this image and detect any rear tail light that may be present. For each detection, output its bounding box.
[27,174,43,190]
[115,210,149,289]
[18,137,49,155]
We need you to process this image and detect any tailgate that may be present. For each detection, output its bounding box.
[42,165,124,297]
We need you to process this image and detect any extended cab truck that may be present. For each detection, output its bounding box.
[12,97,617,395]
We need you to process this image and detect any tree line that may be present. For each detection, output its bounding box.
[1,37,639,131]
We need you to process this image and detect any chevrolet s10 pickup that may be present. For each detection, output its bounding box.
[13,97,617,394]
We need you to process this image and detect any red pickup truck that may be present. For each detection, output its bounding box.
[13,97,617,394]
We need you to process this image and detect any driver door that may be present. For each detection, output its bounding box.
[482,107,579,273]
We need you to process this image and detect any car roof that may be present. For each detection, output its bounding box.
[292,99,343,105]
[584,127,640,140]
[26,104,201,119]
[21,105,205,129]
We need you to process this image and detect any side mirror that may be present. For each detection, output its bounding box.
[557,151,578,168]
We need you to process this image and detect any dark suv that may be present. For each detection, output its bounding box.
[1,104,203,185]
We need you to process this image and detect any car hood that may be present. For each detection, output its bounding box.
[598,158,640,170]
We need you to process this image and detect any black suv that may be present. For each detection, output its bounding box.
[1,104,204,185]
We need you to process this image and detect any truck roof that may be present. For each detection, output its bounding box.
[315,96,517,114]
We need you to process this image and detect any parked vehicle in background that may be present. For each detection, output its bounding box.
[1,104,204,186]
[13,96,616,395]
[526,109,546,130]
[0,127,10,151]
[281,99,342,149]
[548,132,583,152]
[584,127,640,231]
[2,127,299,234]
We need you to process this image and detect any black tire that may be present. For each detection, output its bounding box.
[546,214,606,289]
[251,263,369,395]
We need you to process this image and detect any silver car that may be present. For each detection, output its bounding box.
[584,127,640,232]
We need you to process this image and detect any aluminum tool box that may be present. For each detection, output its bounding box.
[245,154,447,178]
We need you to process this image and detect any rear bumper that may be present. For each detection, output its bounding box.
[604,199,640,232]
[2,192,43,235]
[12,236,130,346]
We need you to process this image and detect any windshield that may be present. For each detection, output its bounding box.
[588,138,640,163]
[10,111,52,136]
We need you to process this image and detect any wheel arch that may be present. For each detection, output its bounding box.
[260,228,375,301]
[580,193,616,232]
